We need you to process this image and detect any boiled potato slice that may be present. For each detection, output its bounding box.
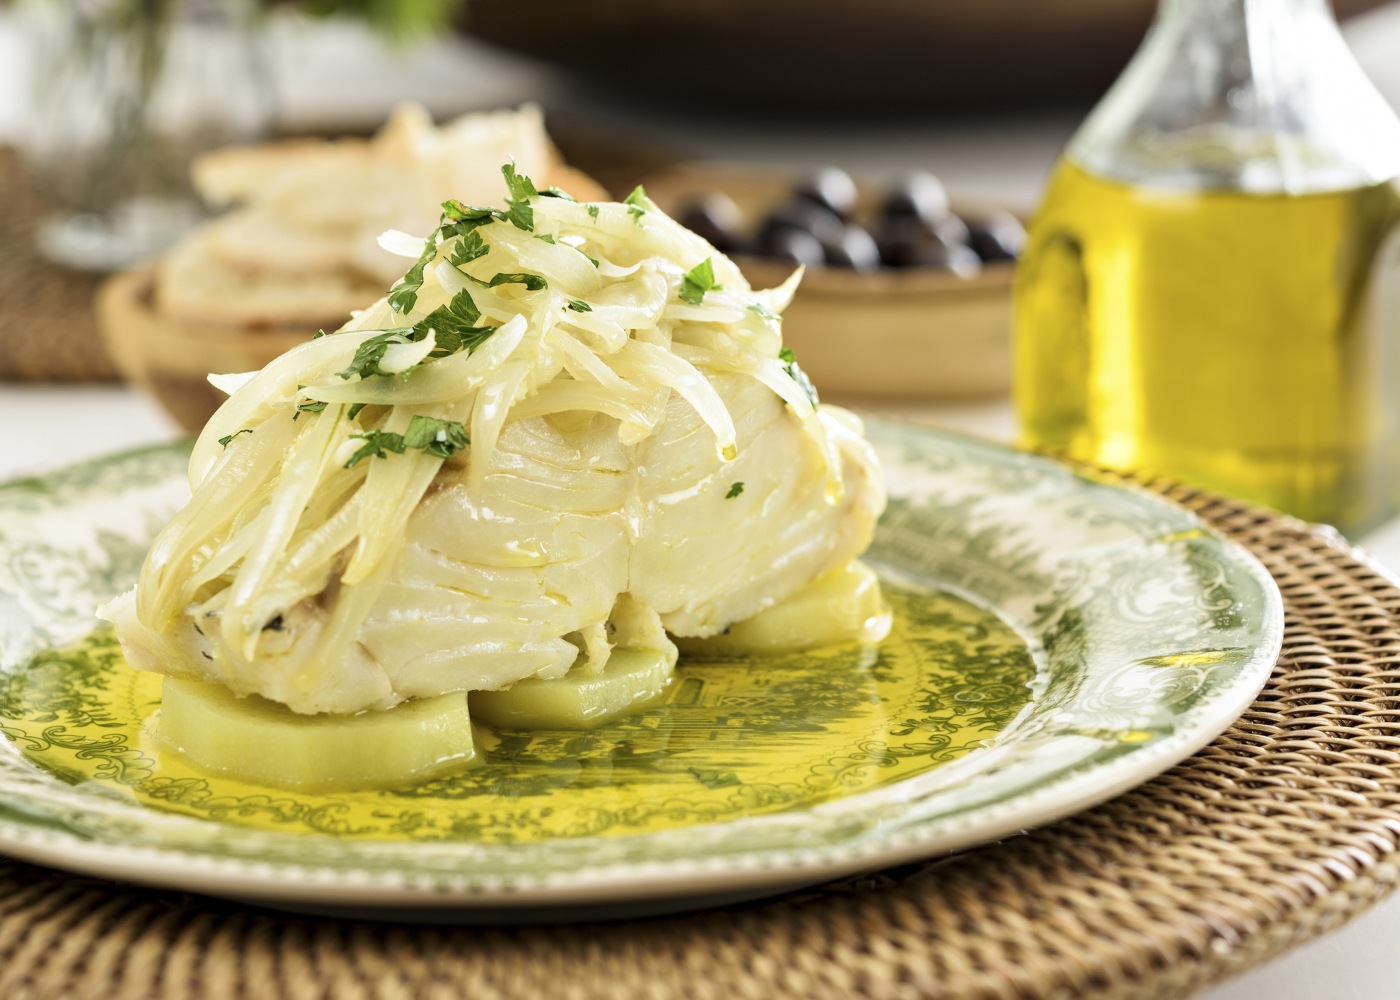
[159,678,475,791]
[469,648,673,731]
[679,561,891,656]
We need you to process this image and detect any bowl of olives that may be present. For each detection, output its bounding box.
[644,163,1023,398]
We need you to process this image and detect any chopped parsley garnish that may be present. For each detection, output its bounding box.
[441,199,503,226]
[467,271,548,291]
[386,231,439,314]
[337,289,496,381]
[402,415,470,459]
[218,428,253,448]
[534,233,556,244]
[343,429,406,467]
[347,402,366,420]
[679,258,719,305]
[343,416,470,468]
[312,329,328,340]
[779,347,819,408]
[418,288,497,356]
[336,328,417,381]
[587,204,600,222]
[567,299,592,312]
[624,185,648,224]
[502,162,537,232]
[538,186,575,201]
[295,398,328,418]
[447,230,489,267]
[387,199,507,314]
[725,481,744,499]
[748,301,780,322]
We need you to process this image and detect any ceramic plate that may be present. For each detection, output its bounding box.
[0,422,1282,918]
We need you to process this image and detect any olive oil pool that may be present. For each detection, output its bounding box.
[1015,160,1400,534]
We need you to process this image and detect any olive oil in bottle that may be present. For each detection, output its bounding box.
[1017,162,1400,532]
[1014,0,1400,535]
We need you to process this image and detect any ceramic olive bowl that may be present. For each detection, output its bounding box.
[643,162,1017,399]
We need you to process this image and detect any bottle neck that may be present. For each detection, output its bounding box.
[1071,0,1400,192]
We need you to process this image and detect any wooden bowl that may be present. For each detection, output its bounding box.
[99,161,1015,432]
[643,163,1014,398]
[96,267,312,435]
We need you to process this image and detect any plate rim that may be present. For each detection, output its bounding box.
[0,424,1284,909]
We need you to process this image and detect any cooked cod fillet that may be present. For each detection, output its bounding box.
[102,170,886,716]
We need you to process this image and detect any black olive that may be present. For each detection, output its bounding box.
[679,193,746,253]
[762,227,826,267]
[966,210,1027,261]
[825,224,881,271]
[876,215,961,267]
[794,167,859,220]
[935,212,971,247]
[882,172,950,224]
[894,239,983,277]
[760,198,846,249]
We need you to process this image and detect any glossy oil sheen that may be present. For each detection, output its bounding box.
[1015,160,1400,534]
[0,586,1035,843]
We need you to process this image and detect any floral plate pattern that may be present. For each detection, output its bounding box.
[0,422,1283,914]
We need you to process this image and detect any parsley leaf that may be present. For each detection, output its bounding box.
[680,258,719,305]
[502,162,537,232]
[312,329,328,340]
[447,229,489,267]
[567,299,592,313]
[725,481,744,499]
[218,428,253,448]
[336,328,417,381]
[347,402,366,420]
[418,289,497,357]
[534,233,556,244]
[386,232,439,314]
[779,347,819,408]
[338,290,497,382]
[624,185,648,224]
[538,186,575,201]
[441,199,502,226]
[471,272,547,291]
[586,204,600,222]
[343,417,470,468]
[402,415,470,459]
[386,200,508,315]
[343,429,407,468]
[295,398,328,418]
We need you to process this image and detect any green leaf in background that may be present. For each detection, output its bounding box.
[294,0,465,42]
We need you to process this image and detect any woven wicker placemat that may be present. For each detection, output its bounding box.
[0,148,120,382]
[2,479,1399,1000]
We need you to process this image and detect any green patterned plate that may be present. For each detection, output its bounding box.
[0,422,1282,917]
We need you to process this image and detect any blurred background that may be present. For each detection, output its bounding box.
[3,0,1397,400]
[0,0,1394,420]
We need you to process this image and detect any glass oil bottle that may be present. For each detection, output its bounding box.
[1015,0,1400,534]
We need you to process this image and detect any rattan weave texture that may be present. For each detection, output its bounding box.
[0,149,119,382]
[2,480,1400,1000]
